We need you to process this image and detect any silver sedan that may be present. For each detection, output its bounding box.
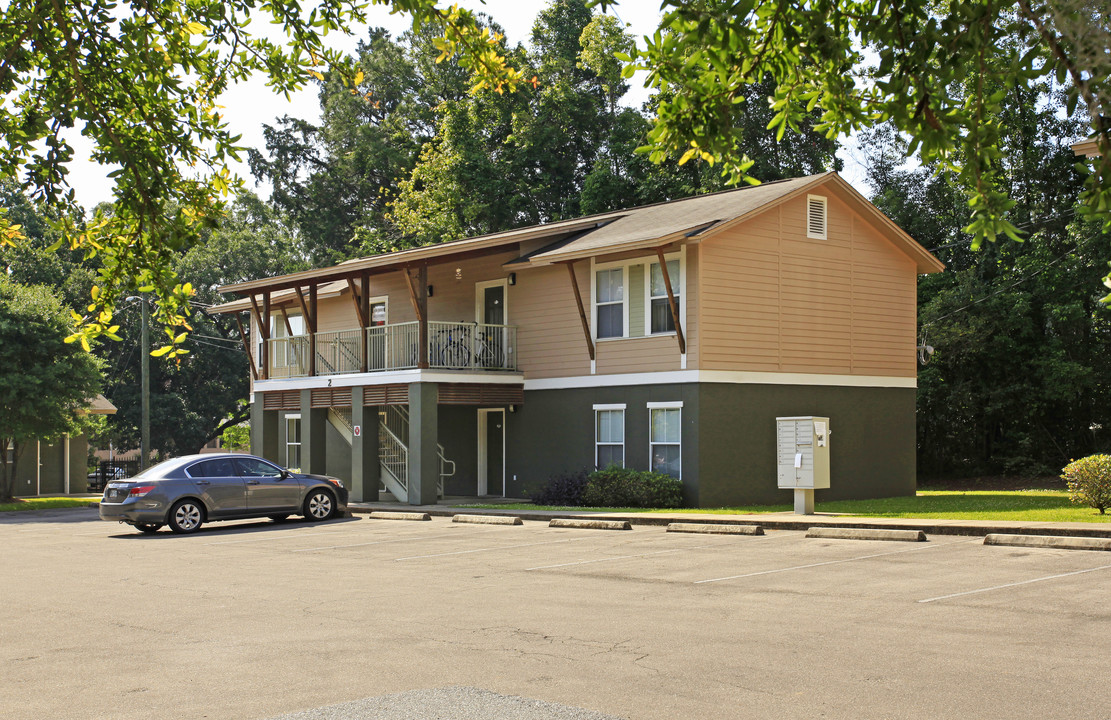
[99,453,348,534]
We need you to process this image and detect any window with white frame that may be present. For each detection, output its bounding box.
[285,415,302,471]
[648,402,682,479]
[594,404,625,468]
[595,267,624,338]
[648,259,681,334]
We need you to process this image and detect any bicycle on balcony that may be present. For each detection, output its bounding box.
[432,324,473,368]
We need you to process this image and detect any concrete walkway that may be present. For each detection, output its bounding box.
[348,498,1111,539]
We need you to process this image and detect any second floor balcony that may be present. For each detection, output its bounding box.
[265,320,518,379]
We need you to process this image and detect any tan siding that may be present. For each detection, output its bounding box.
[596,335,681,374]
[700,189,918,377]
[512,263,593,379]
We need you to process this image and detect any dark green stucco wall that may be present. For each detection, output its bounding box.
[504,384,701,503]
[505,382,914,507]
[696,384,916,506]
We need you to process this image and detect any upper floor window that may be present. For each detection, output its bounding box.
[595,267,625,339]
[648,259,681,334]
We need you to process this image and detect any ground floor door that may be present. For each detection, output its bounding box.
[477,408,505,497]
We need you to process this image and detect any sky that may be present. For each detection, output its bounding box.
[62,0,870,211]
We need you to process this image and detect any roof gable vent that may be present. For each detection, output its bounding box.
[807,194,828,240]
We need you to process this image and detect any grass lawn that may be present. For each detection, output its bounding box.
[0,497,94,513]
[459,490,1111,523]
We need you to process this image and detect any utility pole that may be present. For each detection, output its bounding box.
[127,295,152,472]
[140,295,150,472]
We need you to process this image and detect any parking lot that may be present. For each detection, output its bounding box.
[2,508,1109,719]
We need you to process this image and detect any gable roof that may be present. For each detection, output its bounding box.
[213,172,942,309]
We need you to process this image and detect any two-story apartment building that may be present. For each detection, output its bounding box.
[212,172,944,507]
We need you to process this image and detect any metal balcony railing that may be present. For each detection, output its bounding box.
[264,320,517,379]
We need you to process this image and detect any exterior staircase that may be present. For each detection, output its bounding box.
[328,405,454,501]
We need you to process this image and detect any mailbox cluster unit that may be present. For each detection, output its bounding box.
[777,416,830,513]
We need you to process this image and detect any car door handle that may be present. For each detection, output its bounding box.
[195,480,210,486]
[246,480,260,485]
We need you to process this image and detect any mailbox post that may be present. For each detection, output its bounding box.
[777,416,830,514]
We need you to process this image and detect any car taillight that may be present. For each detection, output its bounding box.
[129,486,155,497]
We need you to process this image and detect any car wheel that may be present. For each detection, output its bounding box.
[303,489,335,522]
[168,499,204,534]
[268,514,290,523]
[135,523,163,534]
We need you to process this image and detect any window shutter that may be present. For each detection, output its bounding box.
[807,195,827,240]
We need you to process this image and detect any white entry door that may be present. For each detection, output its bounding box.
[476,408,505,497]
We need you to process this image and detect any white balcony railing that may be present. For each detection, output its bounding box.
[265,320,517,379]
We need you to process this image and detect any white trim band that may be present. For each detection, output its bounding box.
[524,370,917,391]
[254,369,525,393]
[593,403,627,410]
[646,401,683,409]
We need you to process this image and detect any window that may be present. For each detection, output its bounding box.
[234,457,284,477]
[285,415,301,471]
[649,403,682,480]
[595,267,624,338]
[594,404,625,469]
[648,259,681,334]
[807,194,827,240]
[186,458,236,478]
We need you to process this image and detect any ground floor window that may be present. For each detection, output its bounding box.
[285,415,301,471]
[594,404,625,469]
[648,402,682,479]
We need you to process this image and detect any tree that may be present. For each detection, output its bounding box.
[0,277,103,501]
[861,85,1111,477]
[0,0,524,352]
[623,0,1111,285]
[101,194,306,458]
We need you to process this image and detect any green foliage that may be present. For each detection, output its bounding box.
[581,467,683,509]
[0,277,103,501]
[862,86,1111,478]
[221,424,251,453]
[0,0,525,351]
[1062,455,1111,514]
[623,0,1111,274]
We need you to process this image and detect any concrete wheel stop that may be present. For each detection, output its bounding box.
[806,527,927,542]
[368,511,432,521]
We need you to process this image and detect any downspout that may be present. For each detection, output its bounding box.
[64,433,70,495]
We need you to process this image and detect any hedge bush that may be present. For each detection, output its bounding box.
[528,467,684,508]
[1062,454,1111,514]
[581,466,683,509]
[528,469,589,506]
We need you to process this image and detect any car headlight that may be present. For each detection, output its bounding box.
[325,477,344,489]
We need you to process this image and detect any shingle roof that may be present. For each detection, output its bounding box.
[212,171,941,310]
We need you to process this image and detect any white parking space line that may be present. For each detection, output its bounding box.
[694,537,979,584]
[206,526,371,545]
[292,531,478,552]
[526,544,715,570]
[393,535,601,561]
[918,562,1111,603]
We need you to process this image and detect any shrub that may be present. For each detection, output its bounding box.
[581,466,684,509]
[529,469,589,506]
[1062,455,1111,514]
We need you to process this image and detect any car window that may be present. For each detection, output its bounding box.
[234,458,284,478]
[188,458,237,478]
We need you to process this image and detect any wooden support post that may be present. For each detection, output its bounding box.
[278,306,294,336]
[261,291,271,380]
[347,276,370,373]
[360,272,370,373]
[234,314,259,381]
[308,284,318,376]
[403,267,429,369]
[655,247,686,355]
[564,261,595,361]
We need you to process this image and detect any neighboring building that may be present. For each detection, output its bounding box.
[211,173,944,507]
[10,394,116,496]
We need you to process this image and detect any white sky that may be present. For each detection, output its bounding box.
[62,0,869,211]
